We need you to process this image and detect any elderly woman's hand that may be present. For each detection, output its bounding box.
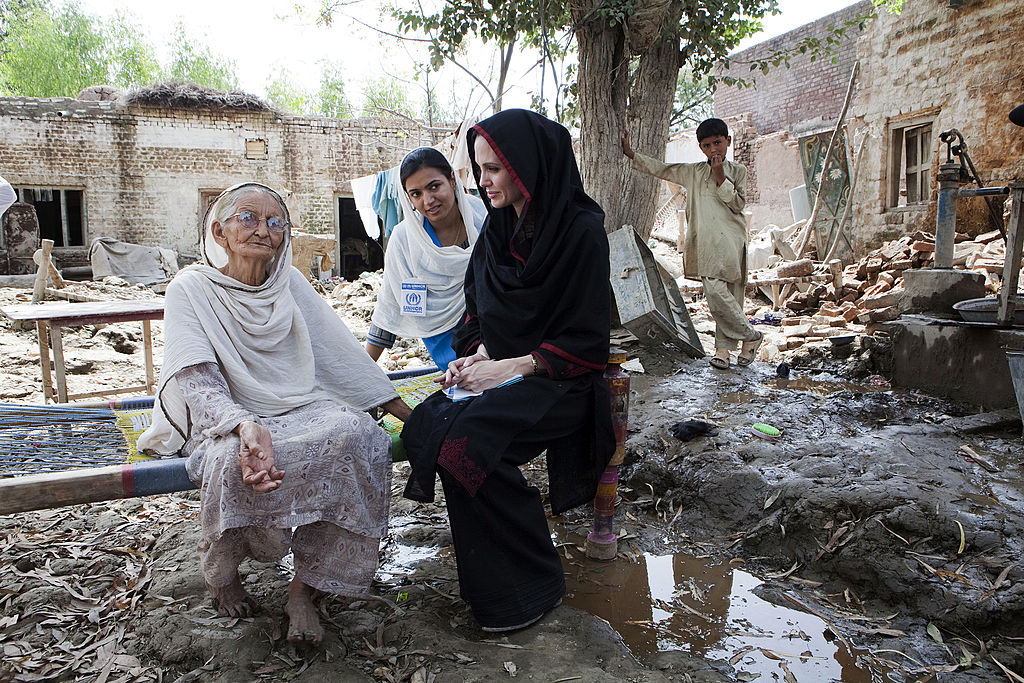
[237,420,285,493]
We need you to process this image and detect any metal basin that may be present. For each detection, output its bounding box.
[953,297,1024,325]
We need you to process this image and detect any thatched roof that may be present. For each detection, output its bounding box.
[123,83,276,113]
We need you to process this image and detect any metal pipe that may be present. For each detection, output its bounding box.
[957,187,1010,198]
[935,160,962,268]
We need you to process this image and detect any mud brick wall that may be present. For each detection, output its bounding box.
[0,97,436,259]
[714,1,871,136]
[852,0,1024,251]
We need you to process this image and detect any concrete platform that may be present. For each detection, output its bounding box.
[881,315,1024,410]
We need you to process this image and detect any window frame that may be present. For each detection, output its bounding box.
[887,115,936,211]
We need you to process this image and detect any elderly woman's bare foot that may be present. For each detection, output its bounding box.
[285,579,324,646]
[208,576,256,617]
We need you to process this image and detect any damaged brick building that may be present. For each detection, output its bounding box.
[0,85,438,277]
[715,0,1024,260]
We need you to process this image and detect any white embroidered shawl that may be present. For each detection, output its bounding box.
[138,184,398,455]
[371,176,485,339]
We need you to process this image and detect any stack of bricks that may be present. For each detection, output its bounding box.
[770,228,1007,349]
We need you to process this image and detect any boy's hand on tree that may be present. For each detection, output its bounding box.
[621,131,634,159]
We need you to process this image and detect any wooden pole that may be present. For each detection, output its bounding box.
[997,184,1024,326]
[32,239,54,303]
[794,61,860,259]
[0,459,196,516]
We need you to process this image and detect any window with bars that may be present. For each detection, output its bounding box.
[889,121,933,208]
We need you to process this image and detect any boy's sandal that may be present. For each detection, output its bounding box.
[737,330,763,367]
[709,354,730,370]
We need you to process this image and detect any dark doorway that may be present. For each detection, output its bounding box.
[15,188,85,247]
[337,196,383,280]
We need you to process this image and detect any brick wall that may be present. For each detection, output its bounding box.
[713,0,1024,254]
[714,1,871,136]
[0,97,438,263]
[852,0,1024,250]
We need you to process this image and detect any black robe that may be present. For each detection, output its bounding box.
[402,108,614,515]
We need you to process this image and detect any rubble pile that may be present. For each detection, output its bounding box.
[761,229,1007,353]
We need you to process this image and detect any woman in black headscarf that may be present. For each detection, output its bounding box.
[401,109,614,632]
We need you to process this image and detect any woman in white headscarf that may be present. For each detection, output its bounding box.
[138,183,411,646]
[366,147,486,369]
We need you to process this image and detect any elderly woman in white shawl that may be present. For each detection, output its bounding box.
[366,147,486,368]
[137,183,411,646]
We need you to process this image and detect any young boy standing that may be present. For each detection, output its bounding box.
[622,118,761,369]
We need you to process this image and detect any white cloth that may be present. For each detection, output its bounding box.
[350,173,381,240]
[138,184,398,454]
[0,174,16,216]
[450,115,481,175]
[371,176,485,339]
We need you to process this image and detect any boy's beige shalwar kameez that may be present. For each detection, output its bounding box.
[630,152,756,351]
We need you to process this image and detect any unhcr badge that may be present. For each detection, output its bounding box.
[400,282,427,317]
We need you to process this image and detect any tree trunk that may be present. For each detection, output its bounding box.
[572,2,630,234]
[624,32,680,240]
[573,0,682,238]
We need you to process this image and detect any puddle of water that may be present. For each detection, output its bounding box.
[961,492,1003,508]
[766,377,887,396]
[719,390,763,404]
[561,543,897,682]
[376,514,898,681]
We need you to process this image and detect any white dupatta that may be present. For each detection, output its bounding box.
[138,183,398,455]
[371,175,485,339]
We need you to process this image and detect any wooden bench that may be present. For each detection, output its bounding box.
[0,358,630,561]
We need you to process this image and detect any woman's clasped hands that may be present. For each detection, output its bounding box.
[437,346,525,393]
[237,420,285,493]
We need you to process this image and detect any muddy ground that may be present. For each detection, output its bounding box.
[1,266,1023,682]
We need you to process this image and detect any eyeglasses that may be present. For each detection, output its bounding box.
[227,210,289,233]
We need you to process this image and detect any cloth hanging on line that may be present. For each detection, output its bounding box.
[371,167,404,239]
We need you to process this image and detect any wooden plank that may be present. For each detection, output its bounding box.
[0,459,197,515]
[0,299,164,323]
[48,324,68,403]
[0,464,126,514]
[142,319,155,393]
[998,185,1023,326]
[65,384,155,402]
[36,320,54,403]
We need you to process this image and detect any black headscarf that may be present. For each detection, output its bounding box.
[402,110,614,514]
[458,109,609,377]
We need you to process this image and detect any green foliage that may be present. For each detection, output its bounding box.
[105,11,160,88]
[264,62,352,118]
[392,0,570,113]
[670,66,713,132]
[361,76,416,119]
[0,2,158,96]
[164,23,238,90]
[872,0,904,13]
[265,67,313,114]
[317,61,352,118]
[0,0,44,44]
[0,4,240,97]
